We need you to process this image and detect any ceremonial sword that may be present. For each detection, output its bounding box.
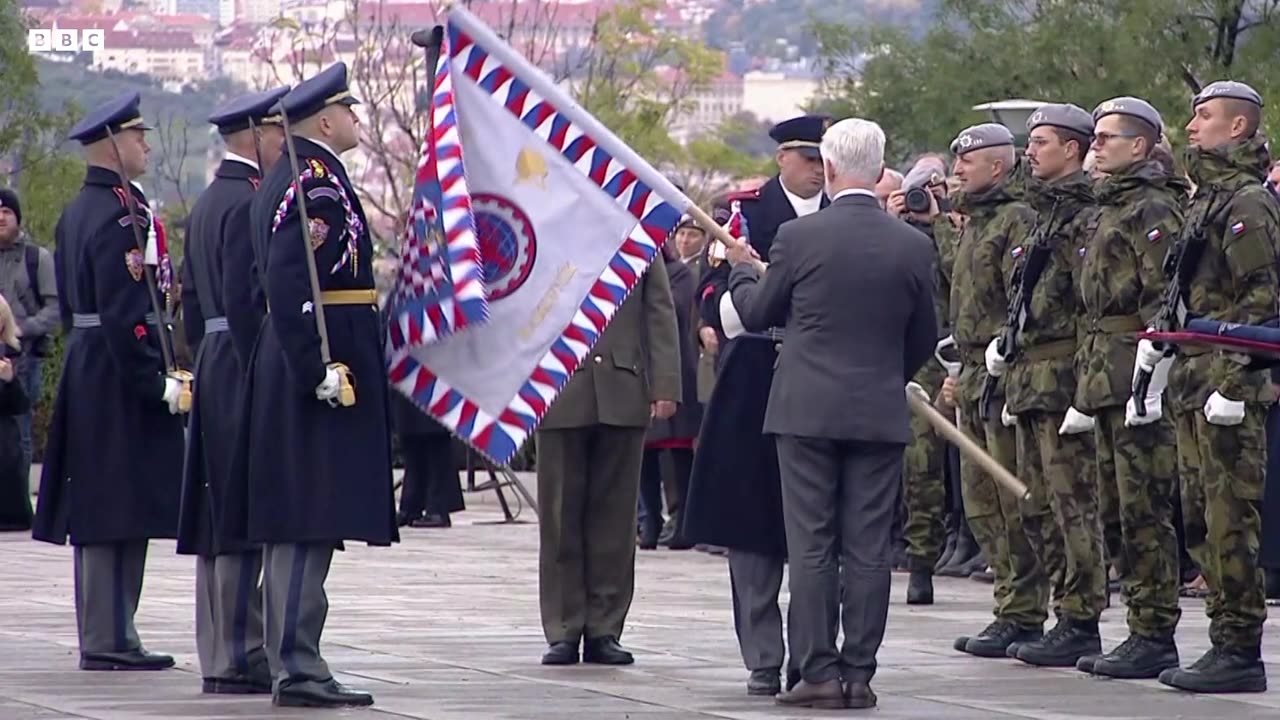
[104,126,193,412]
[277,102,356,407]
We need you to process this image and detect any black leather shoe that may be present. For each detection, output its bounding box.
[80,649,174,671]
[411,513,451,528]
[906,570,934,605]
[843,680,878,709]
[541,641,579,665]
[1089,634,1179,679]
[202,672,273,694]
[747,668,781,696]
[1159,646,1267,693]
[583,636,634,665]
[1015,617,1101,667]
[273,678,373,707]
[785,666,801,692]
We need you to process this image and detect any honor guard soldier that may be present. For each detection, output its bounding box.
[945,123,1049,660]
[32,92,184,671]
[175,85,289,695]
[1155,80,1277,693]
[987,104,1108,668]
[1075,97,1186,679]
[228,62,397,708]
[682,114,830,697]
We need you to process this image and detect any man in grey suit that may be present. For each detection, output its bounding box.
[726,118,938,709]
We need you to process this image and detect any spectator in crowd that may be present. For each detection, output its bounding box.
[874,168,904,208]
[0,293,31,531]
[0,188,58,489]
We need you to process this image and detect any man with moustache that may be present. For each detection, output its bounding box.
[987,104,1107,668]
[1154,81,1277,694]
[945,123,1048,660]
[1071,97,1187,679]
[683,114,830,697]
[175,85,289,695]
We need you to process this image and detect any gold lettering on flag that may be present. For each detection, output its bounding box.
[520,262,578,340]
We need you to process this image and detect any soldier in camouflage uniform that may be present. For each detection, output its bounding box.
[945,124,1049,659]
[988,104,1106,668]
[1153,81,1276,694]
[1073,98,1187,680]
[887,168,955,606]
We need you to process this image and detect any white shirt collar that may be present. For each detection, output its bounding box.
[223,150,259,173]
[780,180,823,217]
[832,188,877,202]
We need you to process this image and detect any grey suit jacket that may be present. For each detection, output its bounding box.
[728,193,937,444]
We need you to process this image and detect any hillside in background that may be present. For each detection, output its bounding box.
[34,58,244,208]
[703,0,934,64]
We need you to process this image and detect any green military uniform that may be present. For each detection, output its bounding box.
[947,124,1048,657]
[536,258,681,657]
[1004,168,1104,651]
[1162,111,1276,693]
[902,217,954,574]
[1075,97,1186,680]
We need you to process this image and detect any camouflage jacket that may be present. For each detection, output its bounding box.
[1005,171,1095,414]
[1075,159,1187,413]
[1167,136,1280,411]
[950,181,1036,404]
[908,216,956,391]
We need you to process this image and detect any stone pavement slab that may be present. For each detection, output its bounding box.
[0,500,1277,719]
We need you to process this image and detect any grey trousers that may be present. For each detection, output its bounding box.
[195,551,266,680]
[73,541,148,655]
[263,543,334,686]
[728,549,789,672]
[776,435,901,685]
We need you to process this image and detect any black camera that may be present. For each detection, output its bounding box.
[904,185,933,214]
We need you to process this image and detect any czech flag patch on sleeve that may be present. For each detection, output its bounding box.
[1231,220,1247,235]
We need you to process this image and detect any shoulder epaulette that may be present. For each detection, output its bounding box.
[725,188,761,202]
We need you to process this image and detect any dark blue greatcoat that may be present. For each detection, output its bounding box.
[176,158,260,557]
[680,176,826,558]
[33,166,185,545]
[222,137,397,547]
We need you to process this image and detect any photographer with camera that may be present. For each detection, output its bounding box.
[883,158,972,603]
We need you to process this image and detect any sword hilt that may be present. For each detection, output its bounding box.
[328,361,356,407]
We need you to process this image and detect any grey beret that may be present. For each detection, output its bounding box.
[950,123,1015,156]
[1092,96,1163,133]
[1027,103,1094,137]
[1193,80,1263,108]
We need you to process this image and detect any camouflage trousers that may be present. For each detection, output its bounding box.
[1016,411,1105,622]
[902,401,947,571]
[957,399,1047,628]
[1172,405,1268,650]
[1094,406,1181,638]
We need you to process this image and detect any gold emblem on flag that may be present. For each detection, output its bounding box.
[515,146,548,189]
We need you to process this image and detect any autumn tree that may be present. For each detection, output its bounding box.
[815,0,1280,161]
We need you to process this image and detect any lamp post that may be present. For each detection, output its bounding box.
[972,99,1049,148]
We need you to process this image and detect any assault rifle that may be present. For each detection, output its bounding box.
[1131,189,1224,415]
[979,200,1069,421]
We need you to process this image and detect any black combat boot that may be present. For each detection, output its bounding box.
[1159,646,1267,693]
[960,620,1042,658]
[1087,634,1179,679]
[906,570,933,605]
[937,526,979,577]
[1014,617,1101,667]
[935,521,959,572]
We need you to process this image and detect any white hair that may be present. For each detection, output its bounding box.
[820,118,885,184]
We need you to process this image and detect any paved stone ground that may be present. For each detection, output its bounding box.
[1,479,1279,719]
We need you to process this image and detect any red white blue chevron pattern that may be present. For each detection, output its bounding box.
[386,23,681,466]
[387,26,486,355]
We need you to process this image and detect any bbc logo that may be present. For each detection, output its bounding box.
[28,29,106,52]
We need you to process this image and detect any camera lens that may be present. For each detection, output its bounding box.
[904,186,931,213]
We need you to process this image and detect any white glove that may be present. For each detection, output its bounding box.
[315,366,341,404]
[1204,391,1245,426]
[1001,403,1017,427]
[985,337,1008,377]
[906,381,925,396]
[1135,338,1165,372]
[1125,354,1172,427]
[1058,407,1095,435]
[162,376,182,415]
